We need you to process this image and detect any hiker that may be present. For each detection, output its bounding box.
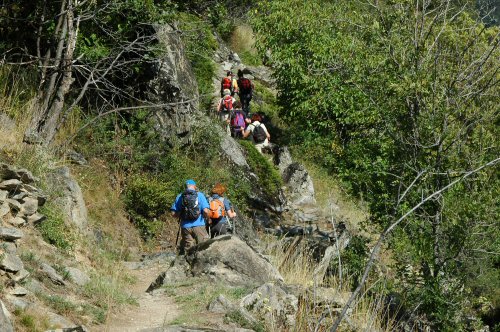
[207,183,237,238]
[217,89,236,136]
[220,71,238,97]
[237,69,254,115]
[230,101,246,139]
[242,113,270,153]
[170,179,210,254]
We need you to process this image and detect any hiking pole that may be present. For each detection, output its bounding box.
[175,218,181,250]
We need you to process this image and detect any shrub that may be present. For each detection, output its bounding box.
[123,174,173,238]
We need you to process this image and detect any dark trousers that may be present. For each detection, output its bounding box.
[207,220,228,238]
[240,94,252,115]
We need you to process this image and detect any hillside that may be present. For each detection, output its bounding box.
[0,1,499,331]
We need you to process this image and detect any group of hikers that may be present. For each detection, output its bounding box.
[170,70,275,253]
[217,69,271,153]
[171,180,236,253]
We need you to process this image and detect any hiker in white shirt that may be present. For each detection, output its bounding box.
[242,113,271,154]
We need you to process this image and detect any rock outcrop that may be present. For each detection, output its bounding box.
[147,24,199,147]
[273,146,316,207]
[187,235,283,286]
[47,166,88,232]
[149,236,283,292]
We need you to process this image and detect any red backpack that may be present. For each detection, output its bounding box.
[221,95,233,112]
[222,77,232,90]
[239,78,252,94]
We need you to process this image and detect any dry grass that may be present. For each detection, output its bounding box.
[230,24,257,55]
[264,235,394,331]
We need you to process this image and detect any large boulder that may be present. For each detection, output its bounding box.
[187,235,283,286]
[146,24,199,147]
[47,167,88,232]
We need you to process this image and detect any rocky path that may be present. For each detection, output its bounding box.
[96,260,179,332]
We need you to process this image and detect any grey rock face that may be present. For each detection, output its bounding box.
[7,216,26,227]
[187,235,283,286]
[0,202,9,217]
[208,294,234,314]
[1,242,17,254]
[0,227,24,241]
[208,295,258,326]
[146,24,199,147]
[219,126,250,169]
[0,252,24,272]
[0,179,23,191]
[41,263,66,286]
[0,300,14,332]
[47,167,88,232]
[66,149,88,166]
[65,267,90,286]
[27,212,46,225]
[241,283,298,329]
[9,285,28,296]
[5,294,30,310]
[5,198,21,212]
[282,163,316,206]
[273,146,316,206]
[20,196,38,216]
[0,163,37,184]
[7,268,30,282]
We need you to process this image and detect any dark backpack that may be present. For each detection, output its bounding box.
[221,96,233,112]
[239,78,252,94]
[253,124,267,143]
[180,190,200,221]
[231,111,245,129]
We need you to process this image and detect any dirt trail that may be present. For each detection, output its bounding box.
[94,263,179,332]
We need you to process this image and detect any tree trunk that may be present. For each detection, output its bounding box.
[24,0,79,145]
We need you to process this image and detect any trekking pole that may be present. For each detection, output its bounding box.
[175,219,181,250]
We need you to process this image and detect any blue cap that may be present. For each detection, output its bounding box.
[186,179,196,186]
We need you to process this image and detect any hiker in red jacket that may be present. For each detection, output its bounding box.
[220,71,238,97]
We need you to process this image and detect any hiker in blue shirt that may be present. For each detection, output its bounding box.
[207,183,237,238]
[170,179,209,253]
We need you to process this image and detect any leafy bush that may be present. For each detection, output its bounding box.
[123,174,173,238]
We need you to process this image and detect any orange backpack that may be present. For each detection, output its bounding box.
[209,197,226,219]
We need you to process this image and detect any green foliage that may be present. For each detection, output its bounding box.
[252,0,499,328]
[124,174,172,238]
[80,111,253,239]
[238,140,283,199]
[176,13,218,108]
[239,50,262,66]
[37,204,74,250]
